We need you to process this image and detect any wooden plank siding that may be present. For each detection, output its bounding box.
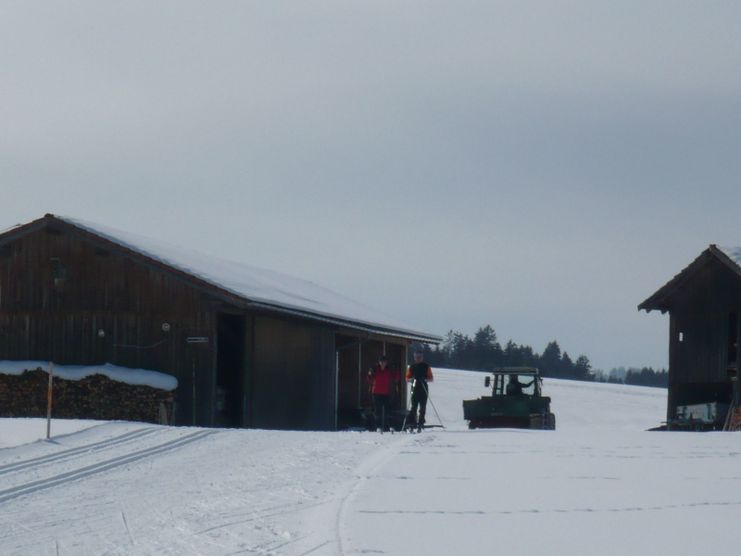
[249,315,336,430]
[658,260,741,418]
[0,223,219,426]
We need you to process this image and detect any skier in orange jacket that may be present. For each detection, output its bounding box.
[406,351,433,429]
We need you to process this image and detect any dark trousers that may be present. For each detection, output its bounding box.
[373,394,391,430]
[409,383,428,426]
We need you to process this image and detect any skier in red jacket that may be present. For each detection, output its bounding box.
[368,355,400,431]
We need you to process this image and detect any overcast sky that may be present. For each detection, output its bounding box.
[1,2,740,371]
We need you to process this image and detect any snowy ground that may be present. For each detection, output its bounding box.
[2,369,740,555]
[0,418,102,449]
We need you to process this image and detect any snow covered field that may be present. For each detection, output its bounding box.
[0,418,102,449]
[2,369,740,555]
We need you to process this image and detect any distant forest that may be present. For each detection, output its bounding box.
[414,325,668,388]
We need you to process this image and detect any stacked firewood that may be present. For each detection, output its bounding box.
[0,369,174,424]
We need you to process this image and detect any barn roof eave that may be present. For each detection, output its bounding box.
[638,245,741,313]
[248,301,442,343]
[0,217,49,246]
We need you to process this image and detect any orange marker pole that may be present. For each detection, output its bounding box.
[46,362,54,440]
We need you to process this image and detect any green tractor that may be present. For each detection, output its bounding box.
[463,367,556,430]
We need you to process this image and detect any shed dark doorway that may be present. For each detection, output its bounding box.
[336,334,361,428]
[216,314,246,427]
[728,312,738,378]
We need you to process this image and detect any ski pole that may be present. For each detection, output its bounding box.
[401,379,413,431]
[421,381,446,430]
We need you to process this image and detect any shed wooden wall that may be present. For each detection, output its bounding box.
[666,261,741,418]
[0,224,219,425]
[248,315,336,430]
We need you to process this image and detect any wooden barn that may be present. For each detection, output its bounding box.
[0,214,440,430]
[639,245,741,429]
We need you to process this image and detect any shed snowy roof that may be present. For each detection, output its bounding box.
[1,215,440,342]
[639,244,741,313]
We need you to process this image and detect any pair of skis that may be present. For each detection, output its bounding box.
[369,379,446,433]
[400,379,446,433]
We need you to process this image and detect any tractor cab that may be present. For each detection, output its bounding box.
[486,370,541,397]
[463,367,556,430]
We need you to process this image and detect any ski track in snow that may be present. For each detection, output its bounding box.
[0,427,159,476]
[0,430,216,504]
[3,369,741,555]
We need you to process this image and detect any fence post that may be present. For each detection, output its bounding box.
[46,362,54,440]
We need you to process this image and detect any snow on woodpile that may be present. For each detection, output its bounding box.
[0,361,177,391]
[55,216,434,339]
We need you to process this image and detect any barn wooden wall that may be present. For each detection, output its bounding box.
[667,261,741,417]
[0,224,218,426]
[249,315,335,430]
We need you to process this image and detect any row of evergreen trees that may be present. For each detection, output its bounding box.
[415,325,668,388]
[415,325,594,381]
[597,366,669,387]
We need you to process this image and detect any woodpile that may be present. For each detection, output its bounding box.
[0,368,174,424]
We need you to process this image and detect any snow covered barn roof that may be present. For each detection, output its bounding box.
[638,245,741,313]
[0,214,441,343]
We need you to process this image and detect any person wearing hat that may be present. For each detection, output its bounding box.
[405,350,434,430]
[367,355,400,431]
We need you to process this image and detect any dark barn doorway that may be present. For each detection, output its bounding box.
[216,314,246,427]
[336,334,361,428]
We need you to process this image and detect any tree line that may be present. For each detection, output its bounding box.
[597,366,668,388]
[414,325,668,388]
[415,325,593,381]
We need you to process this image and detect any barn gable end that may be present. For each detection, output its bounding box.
[640,245,741,427]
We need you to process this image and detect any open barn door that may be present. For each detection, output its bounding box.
[216,314,246,427]
[336,334,361,428]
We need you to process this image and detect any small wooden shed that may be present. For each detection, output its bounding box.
[0,214,440,429]
[639,245,741,424]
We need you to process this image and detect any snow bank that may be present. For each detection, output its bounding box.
[0,361,178,391]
